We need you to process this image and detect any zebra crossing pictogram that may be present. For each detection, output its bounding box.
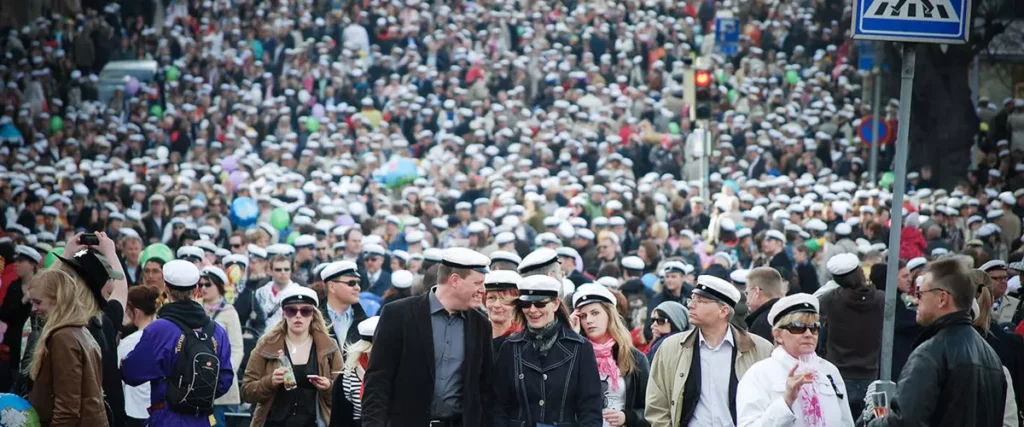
[864,0,959,22]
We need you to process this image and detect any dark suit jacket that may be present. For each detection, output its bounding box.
[140,214,165,243]
[362,270,393,297]
[362,293,494,427]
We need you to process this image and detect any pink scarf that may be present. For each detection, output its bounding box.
[590,339,620,392]
[796,355,825,427]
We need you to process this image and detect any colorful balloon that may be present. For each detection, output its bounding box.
[306,117,320,133]
[229,197,259,229]
[785,70,799,85]
[270,207,291,230]
[669,122,680,135]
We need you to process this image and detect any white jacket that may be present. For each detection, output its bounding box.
[737,347,855,427]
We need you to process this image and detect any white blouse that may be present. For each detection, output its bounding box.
[736,347,855,427]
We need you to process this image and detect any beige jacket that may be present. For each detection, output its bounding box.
[210,304,244,405]
[645,326,773,427]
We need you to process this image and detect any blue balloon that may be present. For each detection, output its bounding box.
[642,273,658,290]
[359,292,383,317]
[229,197,259,229]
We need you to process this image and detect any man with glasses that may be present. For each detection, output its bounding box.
[817,253,884,416]
[646,275,772,427]
[361,244,392,297]
[743,267,785,342]
[981,260,1020,326]
[252,255,300,336]
[318,261,368,351]
[228,232,247,256]
[865,258,1005,426]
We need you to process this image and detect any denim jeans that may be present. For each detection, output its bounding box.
[214,404,239,427]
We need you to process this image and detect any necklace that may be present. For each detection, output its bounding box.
[285,335,312,354]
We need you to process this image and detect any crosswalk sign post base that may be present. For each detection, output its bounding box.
[880,43,917,383]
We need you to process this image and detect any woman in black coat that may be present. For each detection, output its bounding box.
[493,275,603,427]
[572,284,650,427]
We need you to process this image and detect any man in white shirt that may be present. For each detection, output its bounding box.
[253,255,299,335]
[646,275,773,427]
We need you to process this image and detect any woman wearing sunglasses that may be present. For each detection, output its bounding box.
[484,270,523,352]
[242,286,343,427]
[736,293,855,427]
[647,301,690,362]
[572,284,649,427]
[493,275,603,426]
[200,266,244,426]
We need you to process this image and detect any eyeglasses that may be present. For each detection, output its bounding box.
[652,318,669,325]
[916,286,948,297]
[518,299,553,309]
[274,267,292,272]
[230,243,243,248]
[199,281,214,288]
[330,279,360,287]
[779,321,821,335]
[283,306,315,318]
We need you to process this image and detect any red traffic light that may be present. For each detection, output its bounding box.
[695,70,712,88]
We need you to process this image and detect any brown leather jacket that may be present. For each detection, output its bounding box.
[241,329,342,426]
[28,325,108,427]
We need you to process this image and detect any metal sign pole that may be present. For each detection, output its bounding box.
[701,120,711,200]
[868,44,884,184]
[880,43,916,382]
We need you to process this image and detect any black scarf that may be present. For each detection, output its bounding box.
[527,319,561,357]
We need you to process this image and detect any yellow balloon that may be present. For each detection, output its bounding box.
[227,265,243,284]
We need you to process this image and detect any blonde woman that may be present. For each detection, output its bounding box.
[572,283,650,427]
[242,286,342,427]
[26,268,109,426]
[736,294,854,427]
[331,316,380,427]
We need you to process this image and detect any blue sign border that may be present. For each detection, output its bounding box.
[852,0,971,44]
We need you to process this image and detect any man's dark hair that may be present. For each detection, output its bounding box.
[834,267,866,289]
[925,257,973,311]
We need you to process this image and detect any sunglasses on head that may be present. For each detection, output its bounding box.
[779,321,821,335]
[518,299,553,309]
[283,306,315,318]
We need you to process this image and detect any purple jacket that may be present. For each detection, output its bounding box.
[122,315,234,426]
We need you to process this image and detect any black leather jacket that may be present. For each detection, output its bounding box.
[868,311,1006,427]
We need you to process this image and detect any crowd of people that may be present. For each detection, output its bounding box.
[3,0,1024,425]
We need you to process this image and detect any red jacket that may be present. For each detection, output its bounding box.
[900,226,926,260]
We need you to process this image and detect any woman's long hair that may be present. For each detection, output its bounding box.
[29,268,102,379]
[591,302,638,377]
[343,340,373,372]
[968,269,994,334]
[259,305,330,347]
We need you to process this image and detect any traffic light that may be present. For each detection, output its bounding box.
[694,70,713,120]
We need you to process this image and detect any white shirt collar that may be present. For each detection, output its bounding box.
[698,326,735,351]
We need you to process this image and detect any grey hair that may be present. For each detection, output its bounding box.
[522,263,564,282]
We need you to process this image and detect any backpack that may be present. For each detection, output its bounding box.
[165,318,220,416]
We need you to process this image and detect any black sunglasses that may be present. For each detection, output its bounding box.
[518,299,553,309]
[652,318,669,325]
[230,243,243,248]
[274,267,291,272]
[283,306,315,318]
[199,281,214,288]
[779,321,821,335]
[330,279,360,287]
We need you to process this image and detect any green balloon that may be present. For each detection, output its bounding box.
[715,70,726,83]
[50,116,63,133]
[880,172,895,189]
[140,243,173,268]
[785,70,799,85]
[44,247,65,268]
[727,89,739,104]
[669,122,681,135]
[166,66,180,82]
[270,208,291,231]
[306,117,320,133]
[286,231,299,245]
[150,105,163,118]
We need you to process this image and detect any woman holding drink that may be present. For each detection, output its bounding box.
[242,287,342,427]
[735,294,856,427]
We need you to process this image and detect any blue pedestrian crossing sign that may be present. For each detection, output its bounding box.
[715,17,741,56]
[853,0,971,44]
